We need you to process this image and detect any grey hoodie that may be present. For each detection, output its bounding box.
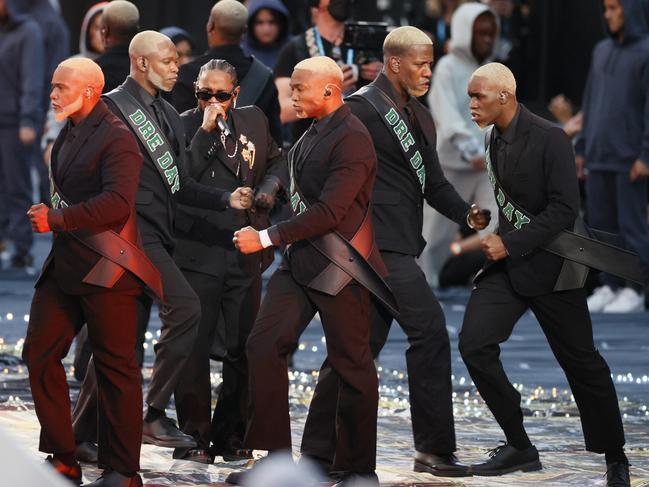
[0,0,45,129]
[428,2,498,171]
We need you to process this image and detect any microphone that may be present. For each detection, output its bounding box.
[216,115,231,138]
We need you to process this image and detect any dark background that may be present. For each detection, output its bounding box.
[59,0,606,110]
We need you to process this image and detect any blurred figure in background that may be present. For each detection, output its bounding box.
[160,26,195,66]
[78,1,107,60]
[420,2,499,287]
[413,0,465,67]
[0,0,44,270]
[242,0,290,70]
[95,0,139,93]
[578,0,649,313]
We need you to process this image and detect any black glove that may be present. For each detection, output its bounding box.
[254,176,281,209]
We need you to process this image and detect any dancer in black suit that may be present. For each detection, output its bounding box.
[172,59,288,463]
[300,26,491,478]
[459,62,629,487]
[70,31,254,453]
[23,58,160,487]
[227,56,386,487]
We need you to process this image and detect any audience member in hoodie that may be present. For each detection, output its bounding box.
[15,0,69,225]
[79,1,107,60]
[242,0,290,71]
[578,0,649,313]
[0,0,44,269]
[95,0,139,93]
[420,2,499,287]
[160,26,195,66]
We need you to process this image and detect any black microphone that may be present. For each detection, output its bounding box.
[216,115,231,138]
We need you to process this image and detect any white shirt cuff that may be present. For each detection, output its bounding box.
[259,229,273,249]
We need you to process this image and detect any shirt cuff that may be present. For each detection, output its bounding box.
[259,229,274,249]
[47,208,66,231]
[221,192,231,209]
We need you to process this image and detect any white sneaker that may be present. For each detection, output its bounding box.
[587,286,617,312]
[603,287,645,313]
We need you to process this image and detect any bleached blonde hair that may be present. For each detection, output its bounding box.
[472,62,517,95]
[383,26,432,57]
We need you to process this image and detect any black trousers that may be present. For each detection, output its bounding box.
[301,251,456,465]
[245,269,378,473]
[23,273,142,475]
[458,267,625,452]
[174,250,261,450]
[72,243,201,441]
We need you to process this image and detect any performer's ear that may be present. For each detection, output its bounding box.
[138,56,147,72]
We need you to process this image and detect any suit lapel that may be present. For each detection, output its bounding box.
[503,106,532,180]
[57,103,108,181]
[50,123,68,182]
[296,106,349,173]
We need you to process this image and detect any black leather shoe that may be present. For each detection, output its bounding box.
[45,455,82,485]
[211,437,253,461]
[142,415,197,448]
[606,462,631,486]
[331,472,379,486]
[470,444,542,476]
[413,451,471,477]
[84,471,143,487]
[75,441,99,463]
[173,447,214,464]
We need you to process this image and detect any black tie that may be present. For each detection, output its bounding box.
[404,104,424,146]
[151,98,174,145]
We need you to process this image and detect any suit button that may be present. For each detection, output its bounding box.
[349,257,354,262]
[120,250,125,254]
[579,247,584,251]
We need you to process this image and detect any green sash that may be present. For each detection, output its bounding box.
[351,85,426,192]
[485,135,644,287]
[104,89,181,195]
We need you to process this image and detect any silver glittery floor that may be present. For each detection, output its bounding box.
[0,234,648,486]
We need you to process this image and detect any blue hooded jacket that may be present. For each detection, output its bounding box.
[580,0,649,171]
[0,0,45,130]
[241,0,290,70]
[15,0,70,111]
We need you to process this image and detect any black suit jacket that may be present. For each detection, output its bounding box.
[267,104,386,287]
[171,44,282,144]
[95,44,130,93]
[105,77,231,250]
[40,100,143,295]
[346,73,471,256]
[174,105,288,276]
[483,104,580,296]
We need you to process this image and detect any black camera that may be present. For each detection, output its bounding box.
[342,21,389,65]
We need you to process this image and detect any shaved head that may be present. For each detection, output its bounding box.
[471,62,516,95]
[56,57,105,92]
[383,26,432,57]
[209,0,248,43]
[290,56,344,119]
[51,57,105,122]
[294,56,343,88]
[129,30,174,59]
[103,0,139,40]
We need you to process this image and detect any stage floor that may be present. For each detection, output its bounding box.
[0,235,647,486]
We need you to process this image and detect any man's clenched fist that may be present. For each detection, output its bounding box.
[230,187,254,209]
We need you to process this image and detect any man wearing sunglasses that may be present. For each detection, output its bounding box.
[171,59,288,463]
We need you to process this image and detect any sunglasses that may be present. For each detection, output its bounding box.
[195,88,237,102]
